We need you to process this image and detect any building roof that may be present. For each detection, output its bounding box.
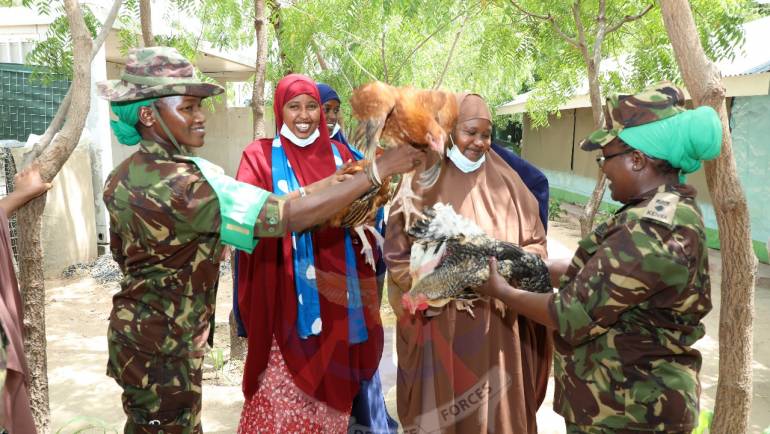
[0,5,256,81]
[497,16,770,115]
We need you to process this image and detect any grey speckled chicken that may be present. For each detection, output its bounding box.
[403,203,552,314]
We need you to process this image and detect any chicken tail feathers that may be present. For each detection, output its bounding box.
[351,117,387,160]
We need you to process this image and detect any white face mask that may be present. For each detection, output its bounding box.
[281,123,320,147]
[447,135,486,173]
[328,123,341,138]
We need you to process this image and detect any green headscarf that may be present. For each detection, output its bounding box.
[618,106,722,182]
[109,98,159,145]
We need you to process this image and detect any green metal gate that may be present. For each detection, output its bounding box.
[0,63,70,265]
[0,63,70,141]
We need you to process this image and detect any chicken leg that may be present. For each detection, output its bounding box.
[353,224,386,271]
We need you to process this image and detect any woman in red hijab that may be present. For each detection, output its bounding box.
[236,74,403,433]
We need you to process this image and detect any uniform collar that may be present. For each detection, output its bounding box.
[617,183,696,214]
[139,139,192,158]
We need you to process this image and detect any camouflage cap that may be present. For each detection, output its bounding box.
[580,81,686,151]
[97,46,224,102]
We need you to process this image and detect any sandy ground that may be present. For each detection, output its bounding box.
[46,213,770,433]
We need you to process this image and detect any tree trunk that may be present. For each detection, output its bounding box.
[139,0,155,47]
[17,1,93,432]
[432,14,467,90]
[23,0,123,167]
[660,2,757,433]
[578,57,608,237]
[268,2,290,75]
[251,0,268,139]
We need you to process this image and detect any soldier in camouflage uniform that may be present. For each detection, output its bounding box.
[476,81,722,433]
[98,47,423,434]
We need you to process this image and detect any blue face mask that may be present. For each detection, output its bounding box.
[329,123,341,138]
[281,123,320,147]
[447,135,486,173]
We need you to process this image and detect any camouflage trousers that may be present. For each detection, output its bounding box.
[565,423,689,434]
[107,341,203,434]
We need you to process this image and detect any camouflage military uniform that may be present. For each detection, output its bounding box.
[549,183,710,432]
[104,139,286,433]
[99,47,288,434]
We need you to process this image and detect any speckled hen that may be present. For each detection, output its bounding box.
[403,203,552,314]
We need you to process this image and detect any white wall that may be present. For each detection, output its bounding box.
[12,137,98,277]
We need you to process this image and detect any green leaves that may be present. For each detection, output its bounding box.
[692,409,713,434]
[25,2,101,83]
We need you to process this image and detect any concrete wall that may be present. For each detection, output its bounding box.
[522,107,711,205]
[196,98,276,177]
[12,137,98,277]
[519,105,769,262]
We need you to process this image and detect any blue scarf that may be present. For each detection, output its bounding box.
[271,135,368,344]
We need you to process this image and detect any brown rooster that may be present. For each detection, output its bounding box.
[327,82,460,269]
[327,157,392,269]
[349,81,460,228]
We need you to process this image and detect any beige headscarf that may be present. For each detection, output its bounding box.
[456,93,492,125]
[383,93,551,434]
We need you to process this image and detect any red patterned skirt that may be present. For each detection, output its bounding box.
[237,339,352,434]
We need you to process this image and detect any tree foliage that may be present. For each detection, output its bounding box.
[268,0,535,128]
[18,0,761,122]
[22,1,101,83]
[505,0,754,128]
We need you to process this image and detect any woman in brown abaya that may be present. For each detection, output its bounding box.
[383,94,552,434]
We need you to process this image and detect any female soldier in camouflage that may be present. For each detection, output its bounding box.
[98,47,423,434]
[476,81,722,434]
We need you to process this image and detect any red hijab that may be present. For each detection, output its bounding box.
[236,74,383,411]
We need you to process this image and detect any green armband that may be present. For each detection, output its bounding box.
[185,156,270,253]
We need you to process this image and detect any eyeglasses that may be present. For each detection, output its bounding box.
[596,148,634,168]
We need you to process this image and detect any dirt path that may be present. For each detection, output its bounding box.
[46,214,770,433]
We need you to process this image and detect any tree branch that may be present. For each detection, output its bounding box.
[23,0,124,167]
[36,0,93,180]
[20,1,93,427]
[252,0,268,139]
[94,0,123,54]
[507,0,549,20]
[591,0,607,59]
[393,2,480,82]
[345,43,378,81]
[310,40,329,71]
[433,13,469,89]
[571,0,591,62]
[509,0,581,49]
[605,3,654,35]
[139,0,154,47]
[381,31,388,82]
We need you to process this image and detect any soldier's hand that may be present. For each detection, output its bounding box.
[305,167,354,196]
[475,257,512,299]
[376,146,425,178]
